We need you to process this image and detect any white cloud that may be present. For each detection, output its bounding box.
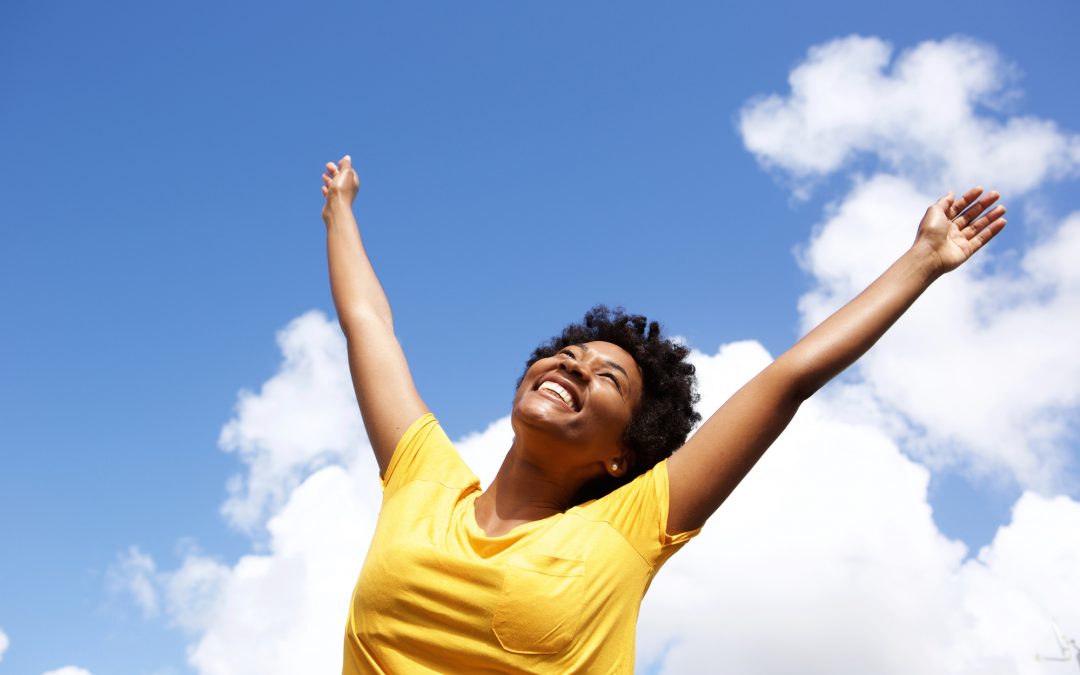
[164,552,230,635]
[641,344,1080,674]
[739,36,1080,195]
[41,668,93,675]
[109,546,160,618]
[182,463,375,675]
[0,628,8,662]
[455,414,514,488]
[109,543,230,636]
[217,310,366,532]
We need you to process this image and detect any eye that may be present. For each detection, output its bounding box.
[559,349,576,359]
[601,373,622,391]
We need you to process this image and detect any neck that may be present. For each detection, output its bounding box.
[473,434,593,537]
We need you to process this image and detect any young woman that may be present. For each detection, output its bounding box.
[321,154,1006,673]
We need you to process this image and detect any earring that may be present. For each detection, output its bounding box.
[610,460,620,472]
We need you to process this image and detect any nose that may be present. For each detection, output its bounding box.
[559,354,592,382]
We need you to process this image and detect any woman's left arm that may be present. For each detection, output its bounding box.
[666,187,1007,534]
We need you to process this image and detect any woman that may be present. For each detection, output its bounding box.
[321,155,1006,673]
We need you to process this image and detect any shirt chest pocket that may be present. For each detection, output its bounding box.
[492,553,586,655]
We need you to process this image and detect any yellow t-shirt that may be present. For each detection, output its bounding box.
[343,413,701,674]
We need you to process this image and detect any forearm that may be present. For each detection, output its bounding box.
[324,200,394,332]
[783,244,942,400]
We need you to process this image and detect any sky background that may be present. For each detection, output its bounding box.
[2,1,1079,674]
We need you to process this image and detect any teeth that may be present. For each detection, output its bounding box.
[539,381,574,409]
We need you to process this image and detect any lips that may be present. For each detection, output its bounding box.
[534,374,581,411]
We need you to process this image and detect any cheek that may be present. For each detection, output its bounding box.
[596,392,635,428]
[511,382,532,409]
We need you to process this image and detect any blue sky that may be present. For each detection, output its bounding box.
[3,2,1080,673]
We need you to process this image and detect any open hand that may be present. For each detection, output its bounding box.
[914,186,1007,275]
[321,154,360,222]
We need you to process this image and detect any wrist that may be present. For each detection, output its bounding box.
[322,196,355,225]
[904,242,946,284]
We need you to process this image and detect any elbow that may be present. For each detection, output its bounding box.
[792,380,820,404]
[338,306,394,339]
[771,353,817,405]
[789,370,822,405]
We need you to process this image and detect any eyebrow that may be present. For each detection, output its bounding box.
[575,344,630,382]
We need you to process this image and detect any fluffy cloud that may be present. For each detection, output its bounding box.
[41,668,93,675]
[739,36,1080,195]
[110,544,230,636]
[0,628,8,662]
[178,463,370,674]
[217,311,366,532]
[116,467,366,674]
[642,345,1080,674]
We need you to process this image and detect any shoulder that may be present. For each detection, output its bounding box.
[380,412,479,495]
[573,459,702,567]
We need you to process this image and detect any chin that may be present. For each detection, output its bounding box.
[511,396,573,438]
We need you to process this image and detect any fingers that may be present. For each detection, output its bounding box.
[322,156,356,197]
[967,215,1007,256]
[964,204,1006,237]
[947,186,984,219]
[955,189,1000,227]
[340,155,358,188]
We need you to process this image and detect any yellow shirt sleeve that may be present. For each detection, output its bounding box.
[379,412,478,498]
[576,458,702,571]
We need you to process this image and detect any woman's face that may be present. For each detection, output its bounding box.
[511,340,644,475]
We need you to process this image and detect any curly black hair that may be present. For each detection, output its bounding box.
[517,305,701,503]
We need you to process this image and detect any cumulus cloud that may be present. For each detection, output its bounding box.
[164,551,231,635]
[180,464,374,674]
[41,668,93,675]
[642,344,1080,674]
[0,628,8,662]
[217,310,366,532]
[110,544,230,636]
[739,35,1080,195]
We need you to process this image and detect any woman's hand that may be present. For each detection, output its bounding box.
[914,186,1007,276]
[321,154,360,224]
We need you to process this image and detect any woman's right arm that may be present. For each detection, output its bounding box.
[322,155,429,477]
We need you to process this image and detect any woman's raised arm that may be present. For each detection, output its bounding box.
[322,155,429,477]
[665,187,1007,534]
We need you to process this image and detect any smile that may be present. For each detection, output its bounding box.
[538,380,578,411]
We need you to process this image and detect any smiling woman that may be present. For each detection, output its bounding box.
[320,153,1007,673]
